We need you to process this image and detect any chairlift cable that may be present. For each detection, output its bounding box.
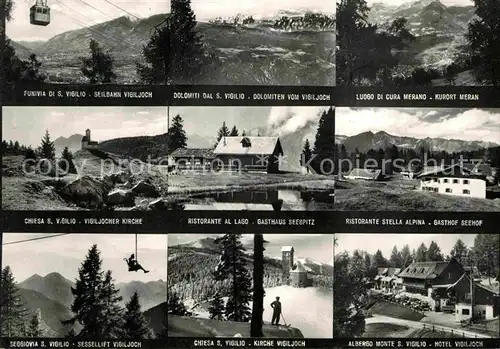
[51,0,139,49]
[2,233,69,246]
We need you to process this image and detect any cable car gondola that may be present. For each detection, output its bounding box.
[30,0,50,26]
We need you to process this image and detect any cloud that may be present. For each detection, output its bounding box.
[336,108,500,143]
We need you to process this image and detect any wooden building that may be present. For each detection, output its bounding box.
[169,148,215,170]
[433,273,499,322]
[398,259,465,297]
[213,136,284,173]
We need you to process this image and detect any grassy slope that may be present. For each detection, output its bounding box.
[335,180,500,212]
[168,172,334,193]
[368,301,425,322]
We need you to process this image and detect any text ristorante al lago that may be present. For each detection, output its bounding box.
[23,90,153,98]
[356,93,480,101]
[173,92,331,101]
[188,217,315,226]
[345,218,483,227]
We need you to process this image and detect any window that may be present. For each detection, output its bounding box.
[453,179,459,184]
[433,178,438,183]
[463,180,469,185]
[463,189,470,195]
[443,179,449,183]
[462,308,470,315]
[445,188,452,193]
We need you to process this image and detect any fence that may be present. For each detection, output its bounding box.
[421,323,482,338]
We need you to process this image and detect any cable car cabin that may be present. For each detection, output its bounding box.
[30,4,50,26]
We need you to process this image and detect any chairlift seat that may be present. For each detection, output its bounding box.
[30,4,50,26]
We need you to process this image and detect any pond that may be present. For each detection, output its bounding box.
[181,189,335,211]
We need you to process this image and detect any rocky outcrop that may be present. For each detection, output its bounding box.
[57,175,114,209]
[105,189,137,207]
[132,180,160,197]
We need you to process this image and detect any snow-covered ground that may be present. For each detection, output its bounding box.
[187,285,333,338]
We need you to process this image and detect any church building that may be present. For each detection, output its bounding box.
[81,129,99,149]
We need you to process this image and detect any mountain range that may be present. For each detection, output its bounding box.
[17,272,166,337]
[335,131,499,154]
[10,14,168,58]
[369,0,476,36]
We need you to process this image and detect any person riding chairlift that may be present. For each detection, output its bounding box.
[124,254,149,273]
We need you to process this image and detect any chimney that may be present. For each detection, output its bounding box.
[223,136,226,146]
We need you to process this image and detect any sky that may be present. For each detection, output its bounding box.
[6,0,170,41]
[170,106,326,141]
[365,0,473,7]
[191,0,335,22]
[335,233,477,259]
[336,108,500,143]
[2,233,167,283]
[2,106,167,148]
[168,234,334,265]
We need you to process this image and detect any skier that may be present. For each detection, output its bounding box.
[270,296,282,325]
[124,254,149,273]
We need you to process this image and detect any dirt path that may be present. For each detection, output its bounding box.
[366,315,492,338]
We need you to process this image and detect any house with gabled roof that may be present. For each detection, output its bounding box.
[417,163,487,199]
[169,148,215,170]
[398,259,466,297]
[213,136,284,173]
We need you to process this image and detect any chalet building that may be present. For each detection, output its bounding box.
[213,136,284,174]
[81,129,99,149]
[374,268,401,291]
[168,148,215,170]
[398,259,465,298]
[432,273,499,322]
[416,163,487,199]
[345,168,383,181]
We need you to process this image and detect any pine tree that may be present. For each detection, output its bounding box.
[168,114,188,152]
[169,0,217,83]
[229,126,239,136]
[465,0,500,86]
[25,147,37,162]
[65,244,105,337]
[215,122,231,147]
[373,249,388,268]
[59,146,77,174]
[0,266,30,337]
[27,311,43,337]
[312,107,336,174]
[80,39,117,84]
[415,243,428,262]
[123,292,152,339]
[208,292,225,320]
[300,139,313,173]
[23,54,46,82]
[136,18,171,84]
[100,271,124,338]
[40,130,56,160]
[213,234,252,322]
[167,289,191,316]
